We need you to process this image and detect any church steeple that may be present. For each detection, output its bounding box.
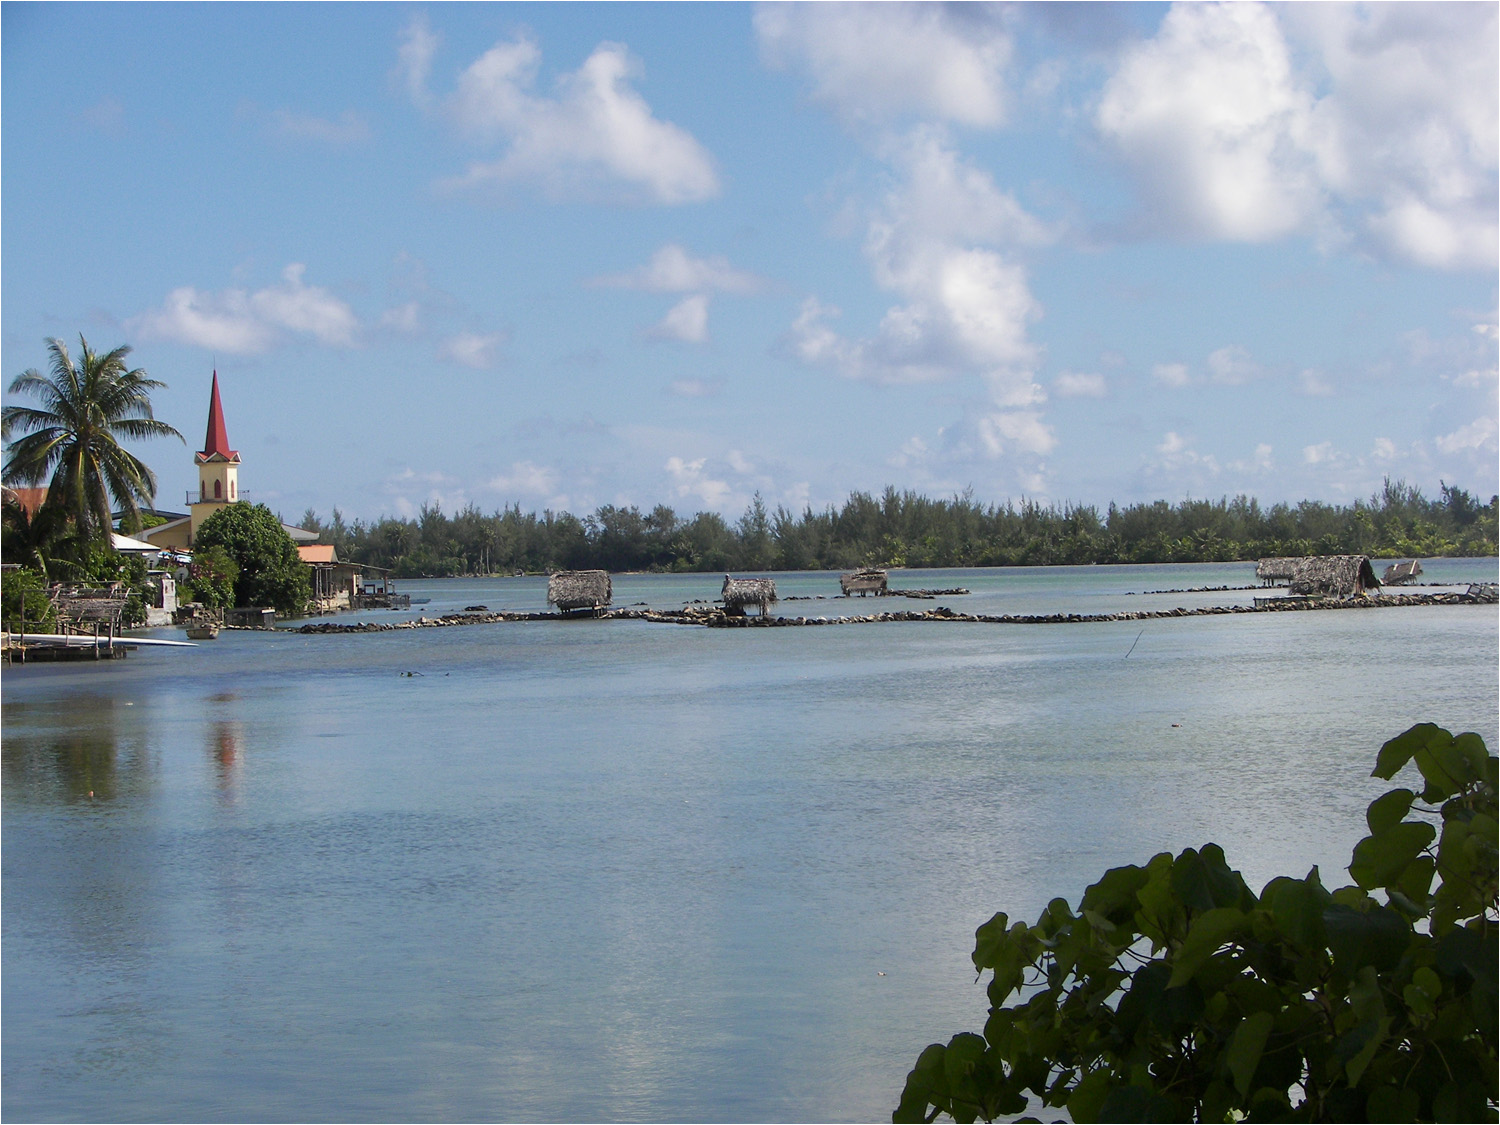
[188,371,241,542]
[196,371,239,463]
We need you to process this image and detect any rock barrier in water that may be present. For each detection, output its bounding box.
[293,587,1495,635]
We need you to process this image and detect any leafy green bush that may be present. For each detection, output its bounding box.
[1,565,56,631]
[895,724,1497,1123]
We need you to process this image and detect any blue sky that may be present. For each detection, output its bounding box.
[3,2,1495,523]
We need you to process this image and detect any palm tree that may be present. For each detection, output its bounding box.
[2,336,184,547]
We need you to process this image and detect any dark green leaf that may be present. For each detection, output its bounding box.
[1225,1010,1274,1097]
[1365,788,1416,834]
[1348,821,1436,889]
[1373,723,1450,780]
[1324,904,1411,975]
[1168,907,1246,987]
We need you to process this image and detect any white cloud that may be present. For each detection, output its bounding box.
[395,14,440,108]
[1303,441,1336,465]
[269,109,370,145]
[1206,344,1259,385]
[130,263,358,353]
[441,331,505,369]
[1228,442,1275,473]
[432,33,719,204]
[1054,371,1106,398]
[726,450,755,474]
[1098,2,1318,242]
[977,410,1056,457]
[650,295,710,343]
[591,244,762,293]
[486,461,560,498]
[1158,431,1188,456]
[381,302,422,334]
[667,377,722,398]
[1147,431,1221,480]
[665,455,731,507]
[1436,415,1499,455]
[1098,1,1498,269]
[1298,368,1334,396]
[1372,437,1398,461]
[786,132,1046,395]
[1153,362,1191,387]
[755,2,1014,127]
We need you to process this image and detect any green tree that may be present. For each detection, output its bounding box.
[185,544,239,609]
[193,502,310,616]
[1,490,75,576]
[1,336,183,547]
[896,724,1497,1124]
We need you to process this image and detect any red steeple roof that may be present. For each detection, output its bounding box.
[198,371,239,462]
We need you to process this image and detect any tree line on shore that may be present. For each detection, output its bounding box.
[297,478,1499,578]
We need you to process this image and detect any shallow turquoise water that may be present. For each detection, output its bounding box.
[3,562,1496,1121]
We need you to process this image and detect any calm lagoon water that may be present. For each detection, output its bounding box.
[4,561,1497,1122]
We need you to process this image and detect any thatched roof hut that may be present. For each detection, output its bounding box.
[548,570,612,614]
[1382,560,1423,585]
[721,575,777,616]
[1288,556,1380,598]
[840,568,888,596]
[1255,557,1300,585]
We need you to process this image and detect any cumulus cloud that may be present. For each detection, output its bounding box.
[441,331,505,369]
[1153,362,1191,387]
[1054,371,1106,398]
[130,263,358,353]
[1435,415,1499,455]
[785,131,1047,394]
[1098,1,1497,269]
[486,460,560,498]
[416,24,719,204]
[1298,368,1334,396]
[755,2,1014,126]
[665,455,731,507]
[268,108,370,144]
[1098,2,1318,241]
[591,244,763,293]
[380,302,422,334]
[667,377,723,398]
[1206,344,1260,385]
[649,295,710,343]
[395,13,440,108]
[1303,441,1337,465]
[1228,442,1275,473]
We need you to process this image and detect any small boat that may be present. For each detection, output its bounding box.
[184,623,220,641]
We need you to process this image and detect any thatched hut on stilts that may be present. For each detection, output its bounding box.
[721,575,777,616]
[1288,556,1381,598]
[1255,558,1299,586]
[548,570,612,616]
[840,568,888,596]
[1382,560,1423,585]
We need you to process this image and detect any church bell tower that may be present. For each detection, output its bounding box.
[188,372,241,542]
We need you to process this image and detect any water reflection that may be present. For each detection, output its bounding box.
[0,699,154,806]
[211,720,244,803]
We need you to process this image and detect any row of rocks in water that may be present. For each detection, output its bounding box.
[295,586,1495,635]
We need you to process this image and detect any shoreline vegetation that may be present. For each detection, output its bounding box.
[295,480,1498,579]
[296,585,1498,634]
